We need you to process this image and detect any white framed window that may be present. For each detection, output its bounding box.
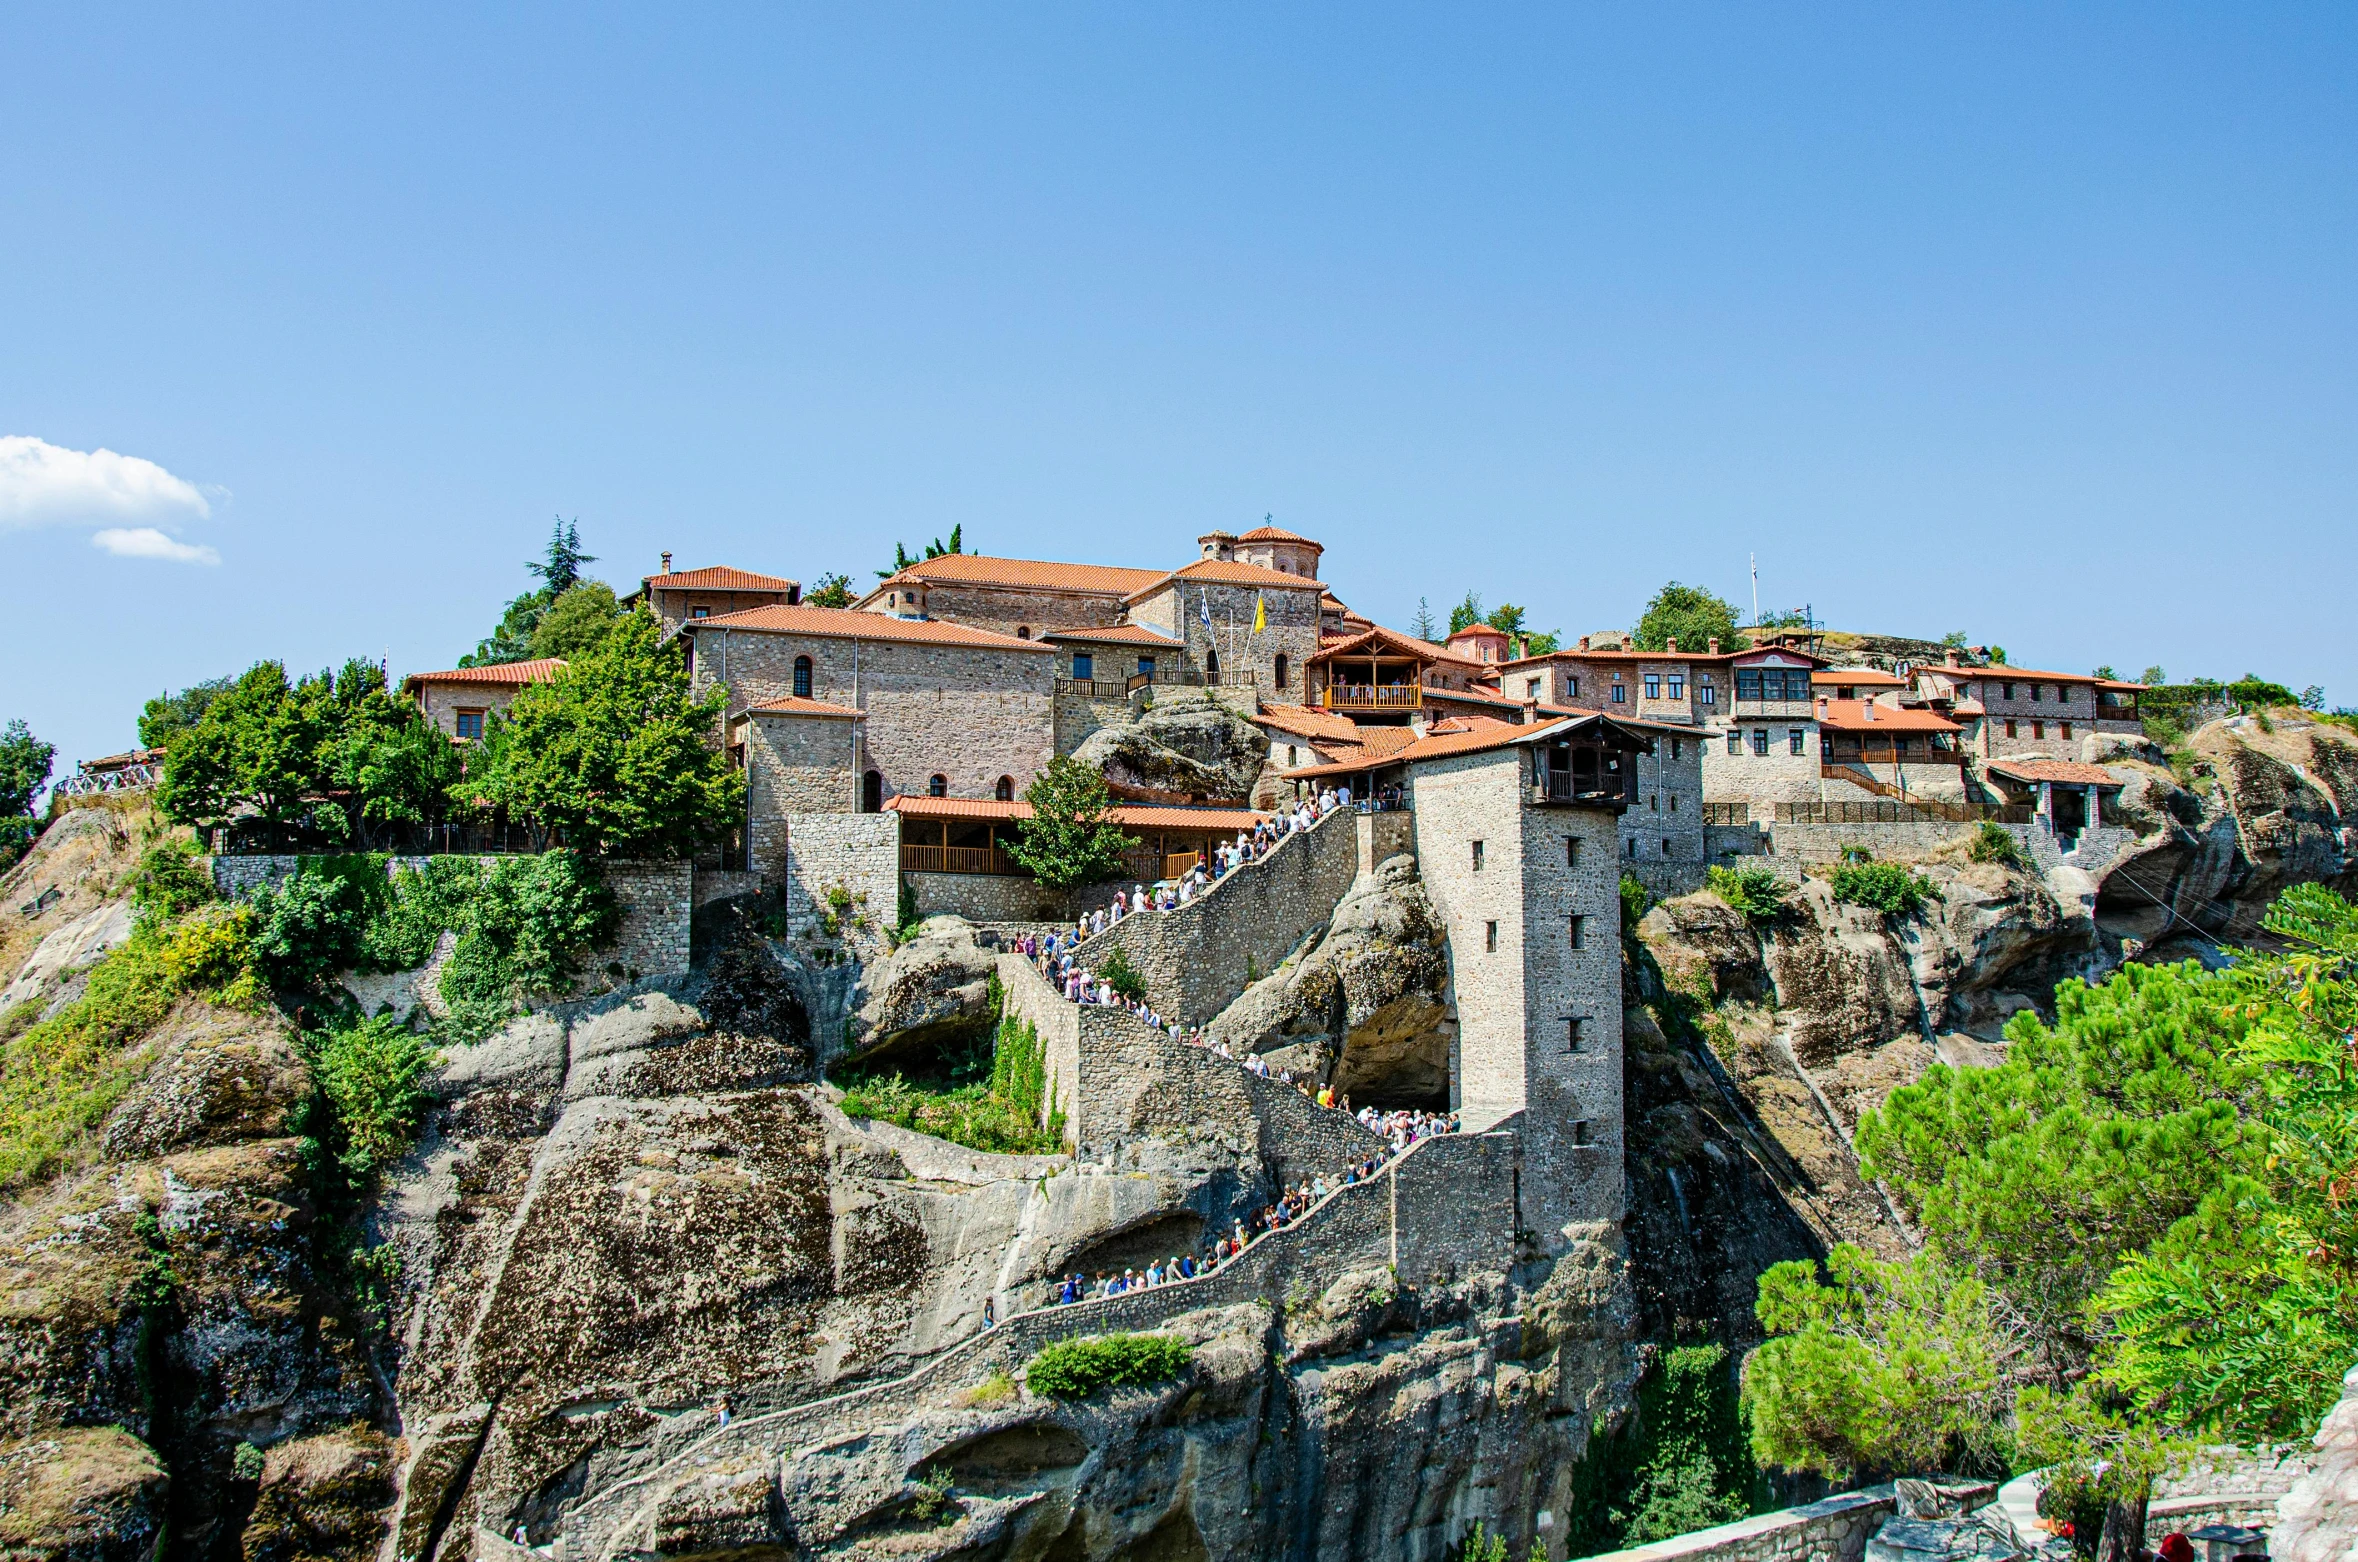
[1644,674,1661,699]
[1789,729,1806,755]
[1667,674,1685,700]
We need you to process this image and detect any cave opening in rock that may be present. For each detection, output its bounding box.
[1060,1212,1207,1279]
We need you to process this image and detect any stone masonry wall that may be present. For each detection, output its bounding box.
[1621,734,1708,880]
[1581,1488,1901,1562]
[909,870,1069,924]
[206,854,693,979]
[997,954,1082,1146]
[1700,724,1824,806]
[744,710,862,878]
[1357,809,1415,874]
[1052,690,1137,757]
[1076,805,1360,1026]
[882,582,1133,640]
[1130,578,1321,699]
[783,812,900,961]
[1411,751,1528,1131]
[692,624,1055,805]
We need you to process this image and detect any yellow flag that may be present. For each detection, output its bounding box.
[1252,592,1267,633]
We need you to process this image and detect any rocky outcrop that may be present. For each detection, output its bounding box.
[0,1427,170,1562]
[841,915,997,1065]
[1206,855,1455,1106]
[241,1427,397,1562]
[0,805,145,1018]
[1070,689,1269,803]
[2273,1360,2358,1562]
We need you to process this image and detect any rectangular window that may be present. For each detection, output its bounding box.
[2033,684,2045,702]
[1700,679,1716,707]
[454,709,486,741]
[1611,682,1627,704]
[1572,1118,1592,1147]
[1568,915,1585,950]
[1737,669,1762,701]
[1662,837,1673,857]
[2002,682,2016,700]
[1727,732,1742,755]
[1072,653,1094,679]
[1669,674,1686,700]
[1471,840,1485,871]
[1649,793,1659,811]
[1564,675,1580,699]
[1790,728,1806,755]
[1527,678,1542,698]
[2060,722,2073,739]
[1751,728,1769,756]
[691,605,710,619]
[1669,793,1679,811]
[1565,1016,1585,1051]
[1644,674,1661,699]
[1565,837,1581,867]
[1670,738,1682,759]
[1627,836,1637,858]
[2032,721,2045,739]
[1484,920,1498,952]
[1139,656,1155,678]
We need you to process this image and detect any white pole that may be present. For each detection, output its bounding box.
[1750,553,1759,628]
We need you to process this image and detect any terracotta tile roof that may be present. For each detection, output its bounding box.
[402,658,567,693]
[1499,644,1827,668]
[884,796,1270,831]
[744,696,864,718]
[1814,699,1961,734]
[1355,727,1420,757]
[642,566,800,593]
[1971,666,2101,685]
[1040,623,1185,647]
[1813,667,1908,687]
[1312,624,1484,668]
[2096,678,2149,692]
[1281,711,1656,779]
[1252,704,1364,742]
[1237,524,1319,546]
[1987,759,2124,787]
[1124,558,1327,600]
[683,603,1054,652]
[1429,685,1526,707]
[873,553,1166,596]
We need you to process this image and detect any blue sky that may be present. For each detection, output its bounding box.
[4,5,2354,780]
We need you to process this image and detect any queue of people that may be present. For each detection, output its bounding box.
[1056,786,1355,942]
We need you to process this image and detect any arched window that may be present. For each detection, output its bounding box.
[1205,647,1220,677]
[792,656,812,699]
[1274,653,1289,690]
[861,770,883,813]
[929,774,948,797]
[1016,626,1031,640]
[995,775,1014,801]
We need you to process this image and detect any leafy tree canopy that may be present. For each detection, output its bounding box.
[1741,1243,2014,1483]
[1635,582,1747,654]
[1003,755,1138,891]
[460,608,742,858]
[138,675,235,751]
[463,518,599,666]
[528,581,624,660]
[0,720,56,819]
[878,524,964,579]
[804,571,856,609]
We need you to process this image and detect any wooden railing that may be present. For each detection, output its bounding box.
[1322,684,1422,711]
[901,844,1022,876]
[1056,678,1133,699]
[1703,801,1751,825]
[1163,851,1203,879]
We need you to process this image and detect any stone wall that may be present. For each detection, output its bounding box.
[878,582,1133,640]
[1699,723,1824,806]
[205,853,695,979]
[743,710,861,876]
[909,870,1068,924]
[1622,734,1708,880]
[782,813,900,961]
[1578,1487,1904,1562]
[1075,805,1360,1026]
[1053,691,1137,758]
[997,955,1082,1146]
[691,867,762,908]
[1357,808,1415,874]
[1128,577,1321,698]
[691,623,1055,806]
[1712,819,2048,865]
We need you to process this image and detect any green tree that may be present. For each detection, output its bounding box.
[1447,590,1485,636]
[1410,596,1438,641]
[1635,583,1746,653]
[316,659,462,847]
[1483,604,1560,656]
[1856,962,2262,1378]
[1003,756,1138,891]
[1741,1244,2014,1482]
[2016,1386,2189,1562]
[528,581,623,659]
[0,720,56,819]
[2138,665,2166,687]
[156,661,330,834]
[463,518,596,666]
[461,609,743,857]
[1941,631,1969,650]
[137,675,235,750]
[2092,664,2118,681]
[805,571,856,609]
[877,525,965,580]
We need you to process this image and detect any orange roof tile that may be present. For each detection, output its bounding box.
[1814,699,1961,734]
[1312,624,1485,668]
[1237,524,1320,546]
[1987,759,2125,787]
[1252,704,1364,742]
[1283,711,1651,779]
[1124,558,1327,600]
[1813,667,1908,687]
[872,553,1167,596]
[683,603,1054,652]
[402,658,567,693]
[884,796,1269,832]
[642,566,800,593]
[1355,727,1420,757]
[1971,666,2102,685]
[744,696,864,719]
[1041,623,1185,647]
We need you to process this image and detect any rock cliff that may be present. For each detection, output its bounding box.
[1069,690,1269,803]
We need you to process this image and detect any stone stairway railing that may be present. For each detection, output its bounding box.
[552,1129,1516,1562]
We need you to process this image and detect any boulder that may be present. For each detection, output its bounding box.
[242,1426,396,1562]
[101,1000,310,1160]
[1070,689,1267,802]
[0,1427,169,1562]
[0,900,134,1013]
[844,916,999,1065]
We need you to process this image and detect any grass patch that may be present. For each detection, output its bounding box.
[1705,864,1788,923]
[959,1369,1017,1408]
[1024,1332,1192,1400]
[1966,821,2029,870]
[0,902,263,1190]
[837,1006,1066,1155]
[1828,860,1936,918]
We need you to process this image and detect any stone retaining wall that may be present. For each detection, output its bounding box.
[1704,820,2057,867]
[1076,806,1360,1025]
[783,812,899,960]
[909,870,1067,924]
[1357,809,1415,874]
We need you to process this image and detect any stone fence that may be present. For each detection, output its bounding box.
[1073,804,1361,1026]
[555,1127,1519,1562]
[1580,1481,1996,1562]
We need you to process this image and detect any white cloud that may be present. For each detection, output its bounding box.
[0,435,212,530]
[92,527,221,566]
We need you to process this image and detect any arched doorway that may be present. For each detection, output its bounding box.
[861,770,883,813]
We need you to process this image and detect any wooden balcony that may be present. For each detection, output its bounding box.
[1733,698,1816,719]
[901,844,1022,876]
[1321,684,1423,712]
[1163,851,1203,879]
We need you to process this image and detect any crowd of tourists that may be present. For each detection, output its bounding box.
[1046,1112,1459,1308]
[1057,784,1354,941]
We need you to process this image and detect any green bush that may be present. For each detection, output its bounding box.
[1828,861,1934,918]
[302,1013,437,1181]
[837,1011,1066,1155]
[1562,1341,1758,1552]
[249,867,374,990]
[126,840,216,921]
[1098,946,1148,1002]
[1024,1332,1192,1400]
[1620,872,1653,934]
[1706,864,1788,923]
[1966,821,2028,870]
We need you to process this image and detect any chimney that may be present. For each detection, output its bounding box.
[1944,647,1963,667]
[1666,636,1678,654]
[1578,635,1591,652]
[660,551,673,574]
[1708,636,1721,655]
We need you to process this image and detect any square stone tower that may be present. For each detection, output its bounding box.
[1409,719,1640,1252]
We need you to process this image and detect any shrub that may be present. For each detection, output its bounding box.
[1966,821,2028,869]
[1098,946,1148,1002]
[1829,861,1934,918]
[248,867,373,990]
[304,1014,438,1181]
[1706,864,1787,922]
[1620,872,1652,934]
[1024,1332,1192,1400]
[126,840,217,921]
